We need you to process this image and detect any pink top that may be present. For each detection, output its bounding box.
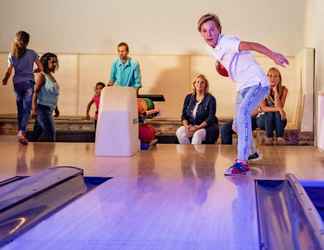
[92,95,100,120]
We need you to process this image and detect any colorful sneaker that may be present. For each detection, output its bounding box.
[224,161,250,176]
[248,151,263,161]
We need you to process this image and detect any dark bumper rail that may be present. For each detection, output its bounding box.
[256,174,324,250]
[0,166,87,247]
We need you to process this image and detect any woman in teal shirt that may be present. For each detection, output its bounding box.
[32,53,60,141]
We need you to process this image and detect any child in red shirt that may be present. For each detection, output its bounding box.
[86,82,105,129]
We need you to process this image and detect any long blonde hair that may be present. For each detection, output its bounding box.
[267,67,285,101]
[11,31,30,59]
[192,74,209,95]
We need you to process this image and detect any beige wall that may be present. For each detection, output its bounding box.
[0,52,304,129]
[305,0,324,92]
[0,0,310,128]
[0,0,305,56]
[304,0,324,144]
[0,54,16,114]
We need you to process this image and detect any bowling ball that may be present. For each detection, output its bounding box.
[144,98,155,110]
[139,124,156,143]
[137,98,148,114]
[215,61,229,77]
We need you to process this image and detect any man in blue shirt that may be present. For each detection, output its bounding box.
[108,42,142,91]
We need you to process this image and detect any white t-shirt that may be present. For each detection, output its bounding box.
[210,34,269,91]
[192,102,201,119]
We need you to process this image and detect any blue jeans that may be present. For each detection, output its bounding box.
[233,84,269,161]
[256,112,287,137]
[13,81,34,133]
[221,117,257,145]
[33,104,56,141]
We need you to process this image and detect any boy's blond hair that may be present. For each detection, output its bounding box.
[197,14,222,33]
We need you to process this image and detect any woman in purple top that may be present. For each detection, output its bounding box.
[2,31,43,145]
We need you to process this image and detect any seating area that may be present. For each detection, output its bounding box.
[0,48,315,146]
[0,114,314,145]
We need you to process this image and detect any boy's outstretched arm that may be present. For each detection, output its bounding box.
[239,41,289,67]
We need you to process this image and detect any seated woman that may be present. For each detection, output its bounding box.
[176,74,219,144]
[256,67,288,145]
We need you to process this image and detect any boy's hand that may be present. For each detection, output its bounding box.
[107,80,114,87]
[272,52,289,67]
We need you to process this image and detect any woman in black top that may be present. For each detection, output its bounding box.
[176,74,219,144]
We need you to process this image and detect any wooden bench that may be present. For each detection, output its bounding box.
[0,115,314,145]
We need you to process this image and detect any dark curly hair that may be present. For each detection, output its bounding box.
[96,82,105,88]
[40,53,59,73]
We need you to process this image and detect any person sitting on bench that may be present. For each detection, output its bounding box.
[176,74,219,144]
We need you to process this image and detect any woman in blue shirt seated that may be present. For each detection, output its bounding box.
[176,74,219,144]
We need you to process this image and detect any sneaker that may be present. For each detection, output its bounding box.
[248,152,263,161]
[17,132,28,145]
[276,137,286,145]
[224,161,250,176]
[263,137,273,145]
[18,137,28,145]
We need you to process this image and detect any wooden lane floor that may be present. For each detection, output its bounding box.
[2,170,259,249]
[1,140,324,180]
[0,139,324,249]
